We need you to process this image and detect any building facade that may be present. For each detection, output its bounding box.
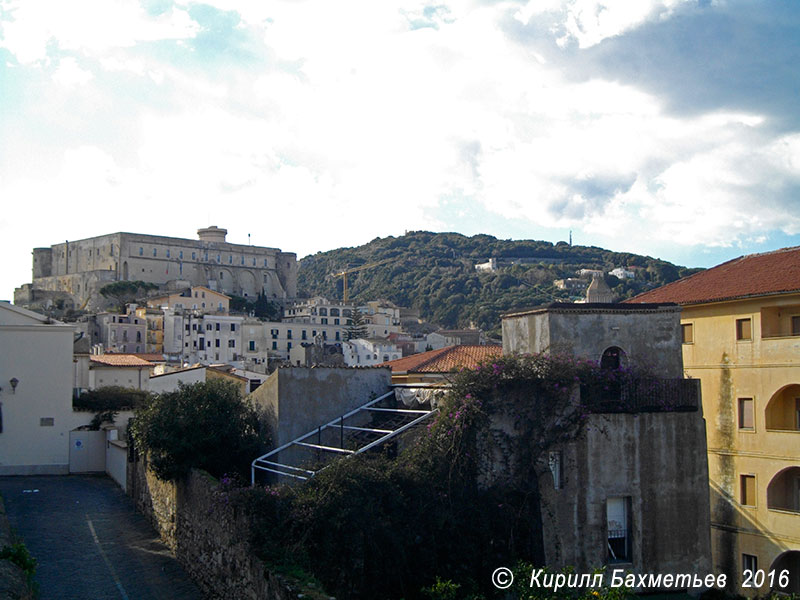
[501,302,712,584]
[15,226,297,311]
[630,248,800,595]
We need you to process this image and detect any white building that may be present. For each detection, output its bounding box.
[163,309,244,365]
[342,338,402,367]
[609,267,636,279]
[0,302,84,474]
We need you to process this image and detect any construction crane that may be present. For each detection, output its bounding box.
[331,257,396,303]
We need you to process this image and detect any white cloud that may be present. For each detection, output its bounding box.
[0,0,200,64]
[52,56,93,87]
[0,0,798,299]
[516,0,696,48]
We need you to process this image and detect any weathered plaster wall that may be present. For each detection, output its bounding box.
[249,366,392,448]
[477,387,712,587]
[503,305,683,378]
[540,411,712,577]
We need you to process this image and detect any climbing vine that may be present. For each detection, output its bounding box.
[235,353,649,600]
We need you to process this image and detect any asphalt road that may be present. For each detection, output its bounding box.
[0,475,202,600]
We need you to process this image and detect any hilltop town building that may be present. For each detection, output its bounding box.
[501,302,712,581]
[629,247,800,595]
[14,226,297,311]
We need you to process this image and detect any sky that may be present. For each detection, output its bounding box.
[2,0,800,300]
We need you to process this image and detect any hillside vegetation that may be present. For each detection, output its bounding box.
[297,231,699,334]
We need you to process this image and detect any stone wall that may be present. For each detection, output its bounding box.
[129,458,327,600]
[0,496,35,600]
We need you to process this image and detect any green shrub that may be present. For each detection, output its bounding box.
[74,386,151,412]
[130,379,270,481]
[1,542,37,580]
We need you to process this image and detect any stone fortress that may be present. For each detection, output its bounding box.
[15,226,297,311]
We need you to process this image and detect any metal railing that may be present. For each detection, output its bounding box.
[251,389,437,484]
[580,378,700,413]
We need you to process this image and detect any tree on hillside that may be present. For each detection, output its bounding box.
[345,309,368,341]
[99,281,158,312]
[130,379,270,481]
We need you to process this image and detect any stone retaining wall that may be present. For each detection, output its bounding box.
[0,496,35,600]
[129,457,328,600]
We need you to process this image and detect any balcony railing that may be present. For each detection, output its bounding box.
[580,378,700,414]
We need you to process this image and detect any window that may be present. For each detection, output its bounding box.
[271,329,278,339]
[216,323,220,331]
[228,340,235,348]
[741,474,756,506]
[230,323,236,332]
[136,331,141,343]
[335,331,340,341]
[607,497,632,563]
[215,339,220,348]
[272,341,277,350]
[220,271,224,280]
[736,318,752,341]
[179,250,183,259]
[139,247,143,256]
[229,255,233,264]
[199,338,205,350]
[742,554,757,574]
[206,324,212,331]
[249,340,255,351]
[192,252,196,260]
[334,318,339,325]
[287,342,292,350]
[153,248,157,256]
[166,249,170,258]
[321,318,328,325]
[302,330,307,340]
[681,323,694,344]
[287,330,292,339]
[793,316,800,336]
[738,398,754,430]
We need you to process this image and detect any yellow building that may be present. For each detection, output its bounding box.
[631,247,800,595]
[134,306,165,354]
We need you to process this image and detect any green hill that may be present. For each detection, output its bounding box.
[297,231,699,335]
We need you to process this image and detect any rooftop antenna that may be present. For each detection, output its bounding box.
[569,230,572,246]
[248,233,251,246]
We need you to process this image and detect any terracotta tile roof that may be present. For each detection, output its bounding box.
[109,352,166,362]
[627,246,800,305]
[90,354,153,367]
[380,345,502,373]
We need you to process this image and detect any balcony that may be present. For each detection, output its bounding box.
[580,378,700,414]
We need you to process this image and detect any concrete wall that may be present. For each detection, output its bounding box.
[541,411,712,577]
[149,367,206,393]
[502,304,683,378]
[477,385,712,588]
[106,438,128,492]
[129,461,320,600]
[249,366,392,448]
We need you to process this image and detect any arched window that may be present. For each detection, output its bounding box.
[601,346,626,370]
[767,466,800,513]
[770,551,800,594]
[765,384,800,431]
